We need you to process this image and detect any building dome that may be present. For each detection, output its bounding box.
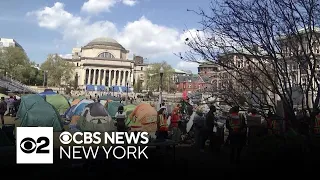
[85,37,125,49]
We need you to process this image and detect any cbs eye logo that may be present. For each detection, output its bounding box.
[20,137,50,154]
[59,132,72,145]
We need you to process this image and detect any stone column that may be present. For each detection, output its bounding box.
[120,71,124,86]
[88,69,91,85]
[117,70,121,86]
[97,69,101,85]
[108,70,111,86]
[93,69,96,85]
[130,70,133,87]
[101,70,105,85]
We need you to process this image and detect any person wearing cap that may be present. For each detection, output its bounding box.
[156,105,169,141]
[115,106,127,132]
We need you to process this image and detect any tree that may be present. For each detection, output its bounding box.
[145,62,175,91]
[181,0,320,127]
[41,54,75,87]
[0,46,33,83]
[134,79,142,93]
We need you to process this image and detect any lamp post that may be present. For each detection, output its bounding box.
[43,70,48,87]
[159,67,164,104]
[126,80,129,104]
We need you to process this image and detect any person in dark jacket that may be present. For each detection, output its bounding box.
[206,105,219,152]
[0,97,7,125]
[193,106,207,152]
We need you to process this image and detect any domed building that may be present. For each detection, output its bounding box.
[65,37,147,92]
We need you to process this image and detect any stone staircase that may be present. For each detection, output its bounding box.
[0,76,37,93]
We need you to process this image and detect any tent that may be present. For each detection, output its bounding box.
[127,103,157,134]
[106,101,124,118]
[69,99,94,124]
[64,105,76,120]
[77,102,116,132]
[46,94,71,115]
[17,94,63,131]
[39,91,57,96]
[124,104,136,123]
[71,99,81,106]
[99,95,120,101]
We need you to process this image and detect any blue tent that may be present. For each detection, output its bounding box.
[39,91,57,96]
[64,105,76,120]
[71,99,94,116]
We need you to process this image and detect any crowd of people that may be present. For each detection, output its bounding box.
[0,96,21,125]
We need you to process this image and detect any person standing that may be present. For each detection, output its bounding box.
[193,106,207,152]
[170,106,181,143]
[115,106,127,132]
[206,105,219,152]
[0,97,7,125]
[156,106,169,141]
[226,106,246,164]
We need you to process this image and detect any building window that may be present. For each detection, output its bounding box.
[141,67,143,71]
[98,52,115,59]
[76,63,79,67]
[188,84,192,88]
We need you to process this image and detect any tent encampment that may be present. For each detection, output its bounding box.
[106,101,124,118]
[17,94,63,131]
[77,102,116,132]
[46,94,71,115]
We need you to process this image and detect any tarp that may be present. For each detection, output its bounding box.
[127,103,157,133]
[17,94,63,131]
[46,94,71,115]
[106,101,124,118]
[72,99,94,117]
[77,102,115,132]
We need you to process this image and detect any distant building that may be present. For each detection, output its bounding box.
[175,74,205,92]
[133,55,148,88]
[0,38,23,50]
[62,37,149,91]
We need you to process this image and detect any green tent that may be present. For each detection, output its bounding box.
[17,94,63,131]
[46,94,71,115]
[124,104,136,124]
[106,101,124,118]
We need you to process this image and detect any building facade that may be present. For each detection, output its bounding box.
[65,37,147,91]
[175,74,205,92]
[0,38,23,49]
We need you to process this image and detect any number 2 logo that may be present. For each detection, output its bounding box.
[20,137,50,154]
